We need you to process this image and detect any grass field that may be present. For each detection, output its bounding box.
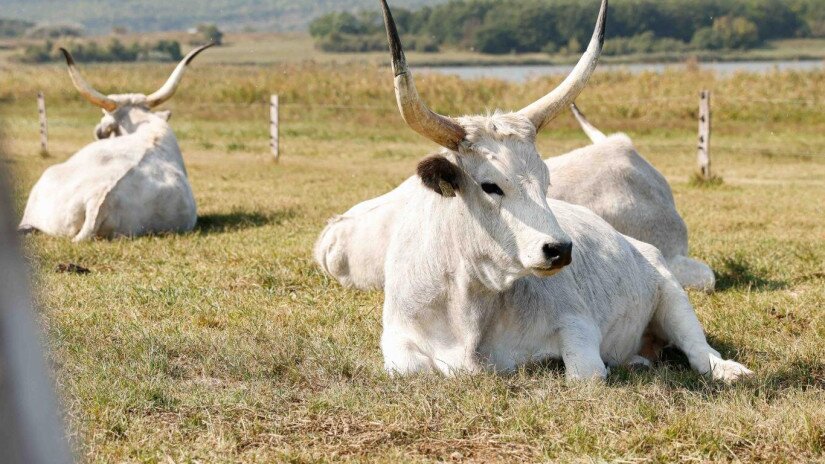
[1,60,824,462]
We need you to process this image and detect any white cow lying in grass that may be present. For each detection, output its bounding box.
[18,44,213,241]
[315,106,715,293]
[548,104,715,292]
[373,0,752,382]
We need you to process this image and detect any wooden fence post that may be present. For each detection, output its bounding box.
[697,90,711,179]
[37,92,48,156]
[270,95,280,162]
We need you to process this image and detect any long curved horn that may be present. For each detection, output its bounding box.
[571,103,607,143]
[379,0,466,151]
[145,43,214,108]
[59,48,118,112]
[519,0,608,132]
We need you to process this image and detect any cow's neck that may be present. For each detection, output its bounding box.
[416,190,512,306]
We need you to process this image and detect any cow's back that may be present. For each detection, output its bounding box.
[546,134,688,259]
[19,139,145,237]
[315,177,415,289]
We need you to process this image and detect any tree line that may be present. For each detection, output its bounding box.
[0,18,35,38]
[17,39,185,64]
[309,0,824,54]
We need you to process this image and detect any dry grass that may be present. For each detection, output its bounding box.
[1,61,824,462]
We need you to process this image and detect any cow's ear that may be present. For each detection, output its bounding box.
[155,110,172,121]
[417,155,461,197]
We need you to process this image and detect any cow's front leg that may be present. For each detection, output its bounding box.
[381,325,438,375]
[558,318,607,381]
[653,279,753,383]
[430,341,484,376]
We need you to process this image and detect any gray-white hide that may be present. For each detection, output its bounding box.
[314,177,417,289]
[547,132,715,292]
[18,45,211,241]
[315,132,715,292]
[19,100,195,241]
[380,113,751,382]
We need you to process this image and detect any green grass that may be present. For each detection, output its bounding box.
[2,61,824,462]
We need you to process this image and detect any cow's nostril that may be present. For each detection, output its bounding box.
[543,243,561,260]
[542,242,573,267]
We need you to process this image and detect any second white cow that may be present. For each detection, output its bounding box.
[548,104,715,291]
[18,44,213,241]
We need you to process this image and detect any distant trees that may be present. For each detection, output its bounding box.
[0,18,85,39]
[308,10,439,53]
[24,23,84,39]
[192,23,224,46]
[18,39,184,63]
[0,18,34,38]
[789,0,825,38]
[310,0,820,55]
[692,16,760,50]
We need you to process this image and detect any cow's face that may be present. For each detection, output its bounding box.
[377,0,606,288]
[59,44,212,140]
[417,113,573,288]
[93,95,172,140]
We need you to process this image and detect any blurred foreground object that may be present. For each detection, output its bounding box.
[0,141,72,462]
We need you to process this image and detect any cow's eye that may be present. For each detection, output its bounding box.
[481,182,504,196]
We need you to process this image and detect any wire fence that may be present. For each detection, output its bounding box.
[186,95,825,109]
[33,92,825,162]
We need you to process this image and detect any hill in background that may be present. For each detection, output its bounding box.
[1,0,448,34]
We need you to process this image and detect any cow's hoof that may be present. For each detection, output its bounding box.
[708,353,753,383]
[18,225,37,236]
[626,355,653,371]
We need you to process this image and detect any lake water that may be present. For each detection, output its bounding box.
[421,60,824,82]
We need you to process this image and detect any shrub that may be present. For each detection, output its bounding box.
[407,35,440,53]
[713,16,761,49]
[192,23,223,46]
[153,40,183,61]
[604,32,689,56]
[20,40,54,63]
[309,12,374,38]
[541,41,559,55]
[316,33,386,53]
[692,16,761,50]
[475,22,516,54]
[691,27,723,50]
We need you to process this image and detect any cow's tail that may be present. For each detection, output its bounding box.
[73,184,117,242]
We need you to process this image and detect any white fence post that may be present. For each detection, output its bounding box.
[270,95,280,162]
[37,92,48,156]
[697,90,711,179]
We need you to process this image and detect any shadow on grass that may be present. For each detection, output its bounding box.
[196,208,296,235]
[502,337,818,393]
[715,255,787,292]
[762,359,825,391]
[603,335,757,391]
